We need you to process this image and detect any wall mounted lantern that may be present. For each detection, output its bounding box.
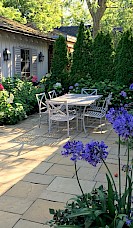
[38,52,44,62]
[3,48,11,61]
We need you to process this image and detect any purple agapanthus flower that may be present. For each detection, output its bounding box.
[106,107,127,124]
[129,83,133,90]
[82,141,108,167]
[74,83,79,87]
[61,140,84,162]
[112,111,133,138]
[69,86,73,90]
[125,217,132,226]
[120,91,127,97]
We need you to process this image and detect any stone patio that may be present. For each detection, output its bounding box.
[0,114,132,228]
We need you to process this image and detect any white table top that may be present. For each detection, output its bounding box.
[51,93,103,106]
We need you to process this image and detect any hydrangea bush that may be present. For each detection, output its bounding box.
[1,77,43,124]
[48,84,133,228]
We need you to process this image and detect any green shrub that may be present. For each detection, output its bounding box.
[71,78,133,107]
[1,77,43,124]
[70,22,92,84]
[92,32,114,82]
[114,29,133,85]
[51,35,69,91]
[0,90,26,124]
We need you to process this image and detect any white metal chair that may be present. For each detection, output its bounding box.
[36,92,48,127]
[48,90,57,99]
[81,88,97,95]
[46,100,78,137]
[88,92,112,111]
[82,94,112,133]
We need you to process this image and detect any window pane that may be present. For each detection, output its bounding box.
[21,49,30,78]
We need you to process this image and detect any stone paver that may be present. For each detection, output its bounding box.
[32,162,53,174]
[0,195,33,214]
[45,163,75,177]
[0,114,130,227]
[13,219,44,228]
[0,211,21,228]
[22,199,64,223]
[39,189,74,203]
[23,173,55,185]
[4,181,46,200]
[47,176,96,195]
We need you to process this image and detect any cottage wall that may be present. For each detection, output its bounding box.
[0,30,50,81]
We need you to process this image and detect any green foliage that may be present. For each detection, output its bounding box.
[92,32,114,82]
[48,122,133,227]
[48,183,131,227]
[70,78,133,108]
[1,0,133,34]
[0,90,26,125]
[51,35,69,91]
[114,30,133,85]
[70,22,92,84]
[63,0,91,25]
[3,0,62,31]
[101,0,133,33]
[1,77,43,124]
[0,2,26,23]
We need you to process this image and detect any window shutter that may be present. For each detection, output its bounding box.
[32,49,37,76]
[14,47,21,76]
[0,53,2,81]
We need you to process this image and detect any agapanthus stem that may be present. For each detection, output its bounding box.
[118,136,121,207]
[102,159,118,199]
[124,139,130,203]
[74,162,89,208]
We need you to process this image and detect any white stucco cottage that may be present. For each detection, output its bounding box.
[0,16,55,81]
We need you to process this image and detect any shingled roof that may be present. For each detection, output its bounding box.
[56,25,91,37]
[0,16,55,41]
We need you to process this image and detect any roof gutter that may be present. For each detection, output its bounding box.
[0,26,55,42]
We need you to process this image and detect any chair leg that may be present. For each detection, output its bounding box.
[83,116,87,134]
[105,117,107,129]
[48,118,51,134]
[67,120,70,137]
[39,113,41,128]
[100,118,102,133]
[76,116,78,132]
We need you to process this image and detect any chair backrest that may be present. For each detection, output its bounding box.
[48,90,57,99]
[47,100,69,118]
[103,93,113,113]
[81,88,97,95]
[36,92,47,113]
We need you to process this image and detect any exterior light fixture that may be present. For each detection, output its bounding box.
[3,48,11,61]
[38,52,44,62]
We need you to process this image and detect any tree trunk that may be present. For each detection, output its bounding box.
[93,16,100,38]
[86,0,107,38]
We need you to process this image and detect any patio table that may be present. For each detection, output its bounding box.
[50,93,103,131]
[50,93,102,106]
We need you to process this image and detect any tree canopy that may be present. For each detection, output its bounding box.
[1,0,133,35]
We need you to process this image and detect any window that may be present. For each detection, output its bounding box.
[14,47,37,78]
[21,49,30,78]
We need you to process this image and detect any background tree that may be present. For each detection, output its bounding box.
[70,21,86,84]
[92,31,114,82]
[85,0,133,37]
[3,0,63,31]
[51,35,68,90]
[63,0,91,25]
[114,30,133,85]
[0,2,26,23]
[2,0,133,34]
[85,0,107,38]
[81,29,93,79]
